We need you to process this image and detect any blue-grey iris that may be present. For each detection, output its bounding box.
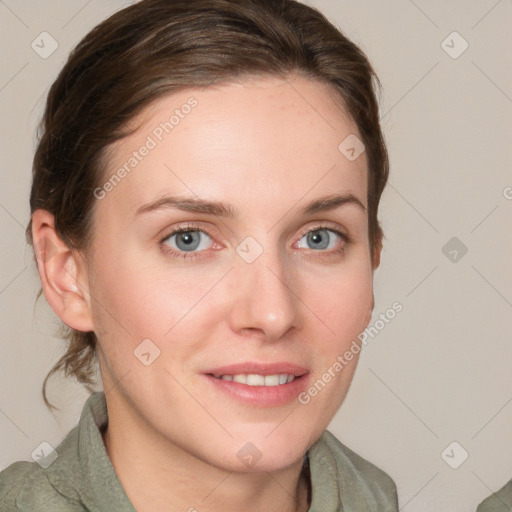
[175,231,201,251]
[307,229,330,250]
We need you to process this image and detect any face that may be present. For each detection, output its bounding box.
[85,74,375,473]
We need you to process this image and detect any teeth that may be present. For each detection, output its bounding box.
[264,375,279,386]
[217,373,296,386]
[247,374,265,386]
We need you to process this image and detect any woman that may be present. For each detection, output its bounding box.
[0,0,398,510]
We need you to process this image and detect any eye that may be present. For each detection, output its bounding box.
[162,228,213,253]
[296,227,344,251]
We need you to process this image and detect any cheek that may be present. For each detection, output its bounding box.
[87,250,167,351]
[304,263,373,343]
[298,263,373,403]
[88,249,224,356]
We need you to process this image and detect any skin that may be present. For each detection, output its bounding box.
[32,74,382,512]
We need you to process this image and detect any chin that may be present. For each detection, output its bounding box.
[218,428,314,473]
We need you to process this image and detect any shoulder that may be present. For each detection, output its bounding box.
[323,430,397,490]
[0,394,106,512]
[477,478,512,512]
[309,430,399,511]
[0,461,38,511]
[0,459,82,511]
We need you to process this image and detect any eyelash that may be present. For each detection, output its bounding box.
[159,222,351,261]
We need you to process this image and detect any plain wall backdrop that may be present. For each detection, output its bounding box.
[1,1,511,510]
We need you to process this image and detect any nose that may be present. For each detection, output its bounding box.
[228,249,301,342]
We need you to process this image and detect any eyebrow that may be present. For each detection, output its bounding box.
[302,193,366,215]
[134,192,366,218]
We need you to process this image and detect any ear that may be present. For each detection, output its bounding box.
[31,209,94,332]
[361,291,376,328]
[372,232,383,270]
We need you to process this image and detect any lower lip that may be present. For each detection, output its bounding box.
[203,374,310,407]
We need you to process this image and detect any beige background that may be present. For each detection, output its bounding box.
[1,1,511,510]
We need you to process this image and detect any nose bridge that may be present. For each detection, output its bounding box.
[229,240,300,340]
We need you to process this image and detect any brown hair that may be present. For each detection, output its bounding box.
[26,0,389,410]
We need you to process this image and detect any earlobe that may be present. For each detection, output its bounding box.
[363,293,375,327]
[372,234,383,269]
[31,209,94,333]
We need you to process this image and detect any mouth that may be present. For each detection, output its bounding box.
[203,362,310,407]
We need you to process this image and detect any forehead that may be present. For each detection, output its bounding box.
[99,74,368,216]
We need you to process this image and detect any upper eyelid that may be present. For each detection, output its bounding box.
[297,222,346,237]
[160,222,216,242]
[162,221,344,236]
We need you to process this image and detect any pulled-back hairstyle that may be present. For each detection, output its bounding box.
[26,0,389,409]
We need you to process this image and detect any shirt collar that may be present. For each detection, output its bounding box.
[47,392,136,511]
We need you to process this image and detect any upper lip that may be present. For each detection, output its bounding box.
[205,362,309,378]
